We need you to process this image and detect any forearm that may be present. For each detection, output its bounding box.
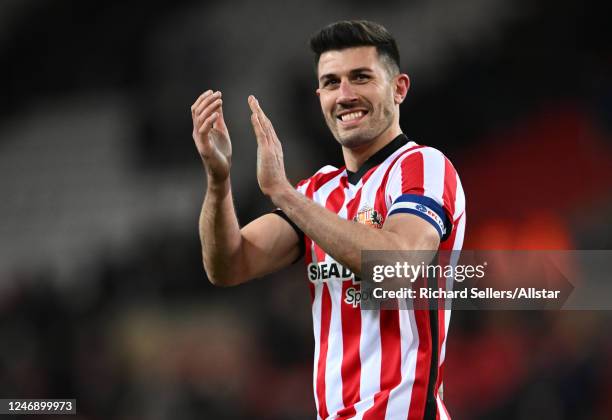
[200,177,244,285]
[271,186,411,275]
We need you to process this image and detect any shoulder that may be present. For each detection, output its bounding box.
[392,144,450,166]
[386,144,459,181]
[296,165,345,194]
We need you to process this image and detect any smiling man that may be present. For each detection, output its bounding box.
[191,20,466,420]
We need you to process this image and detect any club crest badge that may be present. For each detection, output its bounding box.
[353,205,384,228]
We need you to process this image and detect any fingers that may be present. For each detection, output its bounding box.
[199,111,219,135]
[248,95,278,145]
[195,91,221,116]
[191,90,221,119]
[191,91,223,134]
[248,96,266,143]
[250,110,267,146]
[191,90,213,117]
[196,98,222,131]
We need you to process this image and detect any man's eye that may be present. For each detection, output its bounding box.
[355,74,370,82]
[323,79,339,88]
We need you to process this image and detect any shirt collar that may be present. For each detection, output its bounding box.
[345,134,409,185]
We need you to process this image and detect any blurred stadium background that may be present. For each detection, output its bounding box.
[0,0,611,419]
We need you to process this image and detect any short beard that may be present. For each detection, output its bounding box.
[327,101,395,150]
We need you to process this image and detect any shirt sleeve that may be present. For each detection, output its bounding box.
[268,176,314,263]
[271,209,305,263]
[385,147,456,241]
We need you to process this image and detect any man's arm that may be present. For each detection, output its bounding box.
[192,91,301,286]
[272,191,439,274]
[248,95,440,275]
[199,182,301,286]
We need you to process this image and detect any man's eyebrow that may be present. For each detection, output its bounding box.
[318,73,337,82]
[318,67,374,82]
[349,67,374,75]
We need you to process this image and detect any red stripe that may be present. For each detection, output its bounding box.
[313,244,326,263]
[314,175,348,418]
[337,280,361,418]
[302,178,327,416]
[312,167,346,192]
[303,179,317,303]
[326,176,347,211]
[400,151,425,196]
[375,146,426,217]
[335,191,368,417]
[316,284,332,420]
[362,310,402,420]
[439,219,457,252]
[434,252,447,394]
[313,177,347,262]
[309,171,346,262]
[407,309,432,419]
[304,179,315,269]
[435,306,445,397]
[433,219,459,419]
[345,190,363,219]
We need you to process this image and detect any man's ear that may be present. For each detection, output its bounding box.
[316,88,321,97]
[394,73,410,104]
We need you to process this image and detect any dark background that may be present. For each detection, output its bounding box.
[0,0,611,419]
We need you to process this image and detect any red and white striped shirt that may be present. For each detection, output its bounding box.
[282,134,465,420]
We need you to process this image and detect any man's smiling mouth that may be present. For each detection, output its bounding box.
[336,109,369,125]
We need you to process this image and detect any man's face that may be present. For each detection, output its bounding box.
[317,46,397,149]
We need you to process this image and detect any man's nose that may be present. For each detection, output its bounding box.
[336,79,358,104]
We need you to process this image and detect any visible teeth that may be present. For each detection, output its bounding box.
[340,111,364,122]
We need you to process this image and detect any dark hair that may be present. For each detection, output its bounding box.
[309,20,400,74]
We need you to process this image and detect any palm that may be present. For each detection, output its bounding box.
[193,110,232,181]
[206,124,231,175]
[191,90,235,182]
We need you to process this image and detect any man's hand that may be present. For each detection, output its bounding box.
[248,95,292,200]
[191,90,232,183]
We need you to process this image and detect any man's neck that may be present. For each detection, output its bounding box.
[342,125,403,172]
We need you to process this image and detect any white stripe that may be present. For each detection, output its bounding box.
[384,309,419,419]
[437,393,450,420]
[358,310,381,406]
[324,277,345,416]
[296,179,310,195]
[323,201,349,416]
[317,165,341,176]
[383,143,423,208]
[440,309,452,367]
[303,170,320,416]
[307,167,344,418]
[313,171,345,205]
[311,282,323,414]
[354,141,411,205]
[383,145,449,213]
[453,173,466,221]
[343,176,382,420]
[421,147,446,206]
[453,214,466,251]
[440,214,465,366]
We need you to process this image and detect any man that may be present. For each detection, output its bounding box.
[191,20,465,420]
